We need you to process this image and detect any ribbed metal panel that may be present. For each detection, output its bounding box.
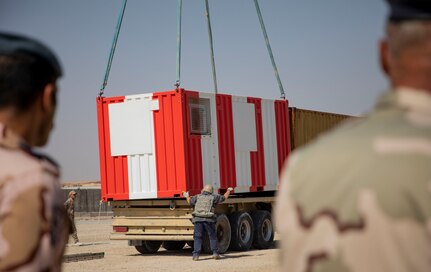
[275,100,290,174]
[97,96,129,201]
[198,93,221,192]
[153,90,189,197]
[232,96,253,193]
[247,97,266,192]
[261,99,279,190]
[216,94,237,191]
[123,94,158,200]
[185,133,203,195]
[128,154,157,199]
[289,107,352,149]
[234,152,252,193]
[183,91,204,196]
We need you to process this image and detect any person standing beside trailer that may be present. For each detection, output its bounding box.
[0,32,69,271]
[65,190,80,244]
[184,185,233,261]
[275,0,431,271]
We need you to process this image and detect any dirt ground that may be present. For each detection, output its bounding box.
[63,218,280,272]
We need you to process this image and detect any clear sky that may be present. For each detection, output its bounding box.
[0,0,388,182]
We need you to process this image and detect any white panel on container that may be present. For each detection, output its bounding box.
[231,96,254,193]
[232,101,257,152]
[234,152,252,193]
[199,93,221,191]
[129,154,143,193]
[261,99,279,191]
[109,99,159,156]
[128,154,157,199]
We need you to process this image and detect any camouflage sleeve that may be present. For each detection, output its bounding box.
[190,195,197,206]
[213,194,225,205]
[64,198,73,217]
[0,167,69,271]
[0,183,47,270]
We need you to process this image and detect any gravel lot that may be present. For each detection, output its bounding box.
[63,218,280,272]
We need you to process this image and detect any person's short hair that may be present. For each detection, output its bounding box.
[0,32,62,112]
[202,184,214,194]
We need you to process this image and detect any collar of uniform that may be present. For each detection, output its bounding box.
[0,122,60,174]
[395,87,431,114]
[376,87,431,114]
[0,122,25,149]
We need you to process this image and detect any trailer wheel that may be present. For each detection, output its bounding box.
[202,214,231,254]
[162,241,186,251]
[251,210,274,249]
[134,241,162,254]
[229,212,254,251]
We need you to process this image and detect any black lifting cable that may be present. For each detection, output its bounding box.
[254,0,286,100]
[99,0,128,98]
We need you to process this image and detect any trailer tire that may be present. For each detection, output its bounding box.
[202,214,231,254]
[134,241,162,254]
[251,210,274,249]
[162,241,186,251]
[229,212,254,251]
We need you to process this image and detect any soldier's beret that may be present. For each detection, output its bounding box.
[387,0,431,21]
[0,32,62,77]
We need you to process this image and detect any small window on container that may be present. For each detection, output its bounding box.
[188,97,211,135]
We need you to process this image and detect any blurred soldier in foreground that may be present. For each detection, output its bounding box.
[65,190,80,244]
[0,33,69,271]
[184,185,233,261]
[275,0,431,271]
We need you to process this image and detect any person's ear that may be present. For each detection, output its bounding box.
[41,83,56,112]
[379,39,390,76]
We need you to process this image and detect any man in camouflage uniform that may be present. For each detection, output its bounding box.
[275,1,431,271]
[0,33,69,271]
[65,190,79,244]
[184,185,233,261]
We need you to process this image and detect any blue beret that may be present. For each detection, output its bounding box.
[387,0,431,21]
[0,32,62,77]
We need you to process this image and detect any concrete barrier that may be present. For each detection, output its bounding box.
[64,252,105,263]
[62,188,112,218]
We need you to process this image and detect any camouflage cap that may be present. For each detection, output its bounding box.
[387,0,431,21]
[69,191,77,197]
[0,32,62,77]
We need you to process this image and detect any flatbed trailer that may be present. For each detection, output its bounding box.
[111,194,275,253]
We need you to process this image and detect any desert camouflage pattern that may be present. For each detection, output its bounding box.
[275,88,431,272]
[0,123,69,271]
[64,197,79,243]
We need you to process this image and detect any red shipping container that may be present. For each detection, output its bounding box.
[97,89,290,201]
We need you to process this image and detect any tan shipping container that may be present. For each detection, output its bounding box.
[289,107,353,149]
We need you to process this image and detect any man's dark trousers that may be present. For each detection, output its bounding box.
[193,221,218,255]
